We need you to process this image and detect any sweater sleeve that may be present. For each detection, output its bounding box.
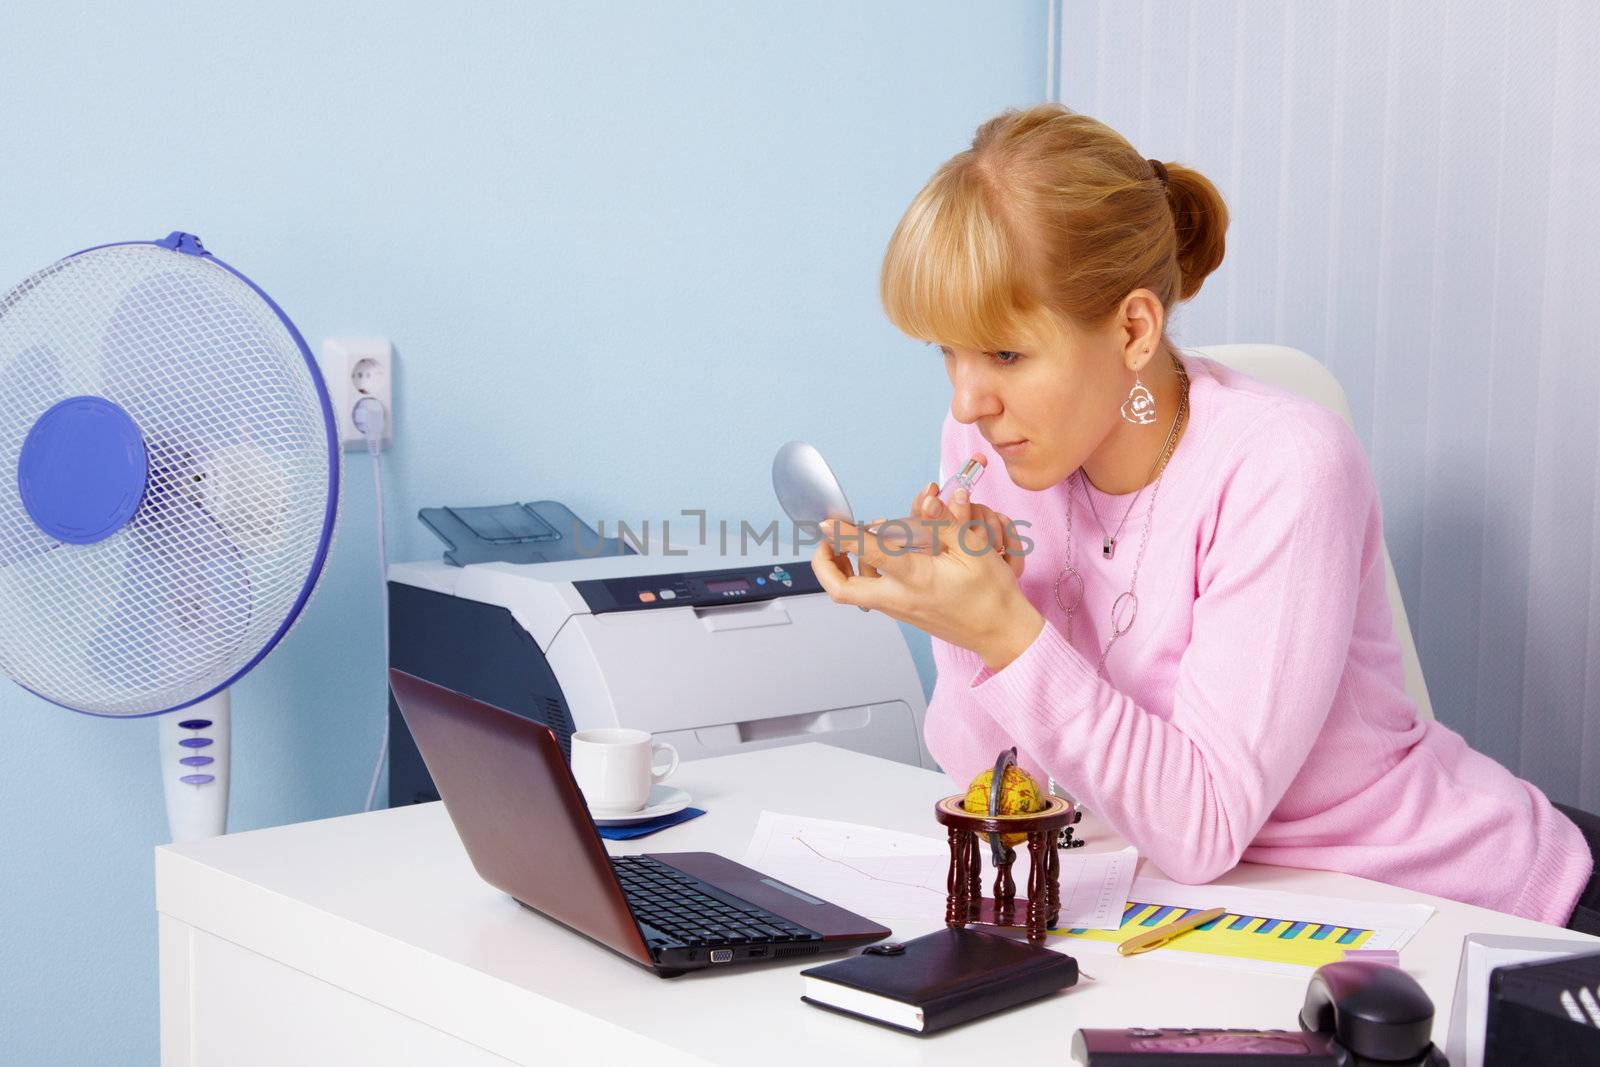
[952,409,1377,883]
[924,632,1027,782]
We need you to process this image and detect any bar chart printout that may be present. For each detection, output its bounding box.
[1050,877,1434,976]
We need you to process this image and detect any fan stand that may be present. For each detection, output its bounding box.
[158,691,230,841]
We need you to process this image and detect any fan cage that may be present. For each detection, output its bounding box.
[0,238,339,717]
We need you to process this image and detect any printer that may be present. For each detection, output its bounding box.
[386,501,930,806]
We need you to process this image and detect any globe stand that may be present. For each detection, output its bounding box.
[934,795,1079,945]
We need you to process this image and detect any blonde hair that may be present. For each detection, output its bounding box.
[880,104,1228,350]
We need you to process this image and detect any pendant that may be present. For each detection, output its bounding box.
[1102,536,1116,560]
[1110,590,1139,636]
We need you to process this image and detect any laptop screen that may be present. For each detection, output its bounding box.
[388,668,653,966]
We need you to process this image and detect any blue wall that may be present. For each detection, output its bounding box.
[0,2,1045,1060]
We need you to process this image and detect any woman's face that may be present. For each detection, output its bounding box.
[940,310,1130,491]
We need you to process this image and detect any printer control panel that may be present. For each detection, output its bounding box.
[573,561,823,614]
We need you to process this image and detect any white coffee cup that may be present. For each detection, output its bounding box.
[570,728,679,814]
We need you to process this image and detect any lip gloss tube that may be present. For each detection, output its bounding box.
[938,454,987,501]
[871,454,990,553]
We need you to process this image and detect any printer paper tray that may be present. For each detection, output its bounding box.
[650,701,917,765]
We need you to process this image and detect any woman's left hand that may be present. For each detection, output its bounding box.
[812,487,1044,672]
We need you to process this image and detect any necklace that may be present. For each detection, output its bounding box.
[1081,366,1188,560]
[1052,354,1189,680]
[1041,355,1189,825]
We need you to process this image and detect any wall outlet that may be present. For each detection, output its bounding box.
[322,338,394,450]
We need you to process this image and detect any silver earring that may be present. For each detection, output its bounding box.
[1121,362,1157,425]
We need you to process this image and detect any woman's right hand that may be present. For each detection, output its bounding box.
[906,478,1026,581]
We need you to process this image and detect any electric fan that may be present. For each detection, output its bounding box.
[0,231,339,840]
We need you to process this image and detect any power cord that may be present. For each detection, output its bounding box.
[353,397,390,813]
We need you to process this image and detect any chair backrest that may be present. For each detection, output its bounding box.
[1192,344,1434,721]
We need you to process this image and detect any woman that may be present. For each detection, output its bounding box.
[812,104,1600,931]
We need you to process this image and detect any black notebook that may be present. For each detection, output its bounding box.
[799,927,1079,1035]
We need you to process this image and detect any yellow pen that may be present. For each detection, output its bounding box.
[1117,906,1229,957]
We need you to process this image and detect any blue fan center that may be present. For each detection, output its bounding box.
[18,395,148,544]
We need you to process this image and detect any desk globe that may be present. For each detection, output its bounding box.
[934,748,1082,944]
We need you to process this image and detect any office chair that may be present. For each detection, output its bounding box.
[1194,343,1435,722]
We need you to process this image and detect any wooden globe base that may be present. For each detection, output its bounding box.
[934,795,1078,945]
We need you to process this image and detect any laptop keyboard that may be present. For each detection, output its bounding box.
[611,855,822,951]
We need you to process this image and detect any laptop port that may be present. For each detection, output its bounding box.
[749,948,767,958]
[710,948,734,963]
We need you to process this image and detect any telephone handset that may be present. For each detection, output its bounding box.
[1299,960,1447,1064]
[1074,960,1449,1064]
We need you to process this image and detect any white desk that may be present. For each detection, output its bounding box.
[157,744,1596,1065]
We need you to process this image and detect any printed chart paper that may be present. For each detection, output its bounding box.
[742,811,1137,929]
[1050,876,1435,975]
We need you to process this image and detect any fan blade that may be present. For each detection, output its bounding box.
[100,269,257,447]
[0,344,65,567]
[89,498,253,707]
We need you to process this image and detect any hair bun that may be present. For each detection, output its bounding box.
[1161,162,1229,300]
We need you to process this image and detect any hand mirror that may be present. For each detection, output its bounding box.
[771,440,855,525]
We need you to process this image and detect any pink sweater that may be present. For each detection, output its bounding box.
[926,353,1592,924]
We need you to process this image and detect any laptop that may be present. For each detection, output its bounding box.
[388,669,891,976]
